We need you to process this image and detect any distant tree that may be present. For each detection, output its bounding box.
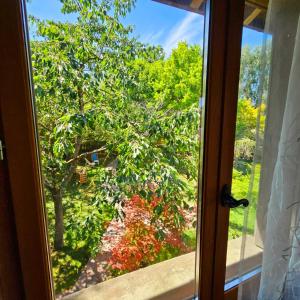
[239,45,270,106]
[235,98,258,140]
[151,42,203,110]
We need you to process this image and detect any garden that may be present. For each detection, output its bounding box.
[28,0,267,297]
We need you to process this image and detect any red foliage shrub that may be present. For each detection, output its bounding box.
[109,220,161,272]
[108,194,188,273]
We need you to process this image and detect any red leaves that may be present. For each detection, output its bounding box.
[109,220,161,272]
[109,195,161,272]
[150,195,160,208]
[108,194,189,273]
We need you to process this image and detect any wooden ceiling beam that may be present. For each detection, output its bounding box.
[244,8,262,25]
[153,0,268,30]
[190,0,204,10]
[246,0,268,10]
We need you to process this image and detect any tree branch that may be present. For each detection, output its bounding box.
[62,137,82,187]
[66,146,106,164]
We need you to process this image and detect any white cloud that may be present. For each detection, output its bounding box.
[141,29,166,45]
[163,13,203,56]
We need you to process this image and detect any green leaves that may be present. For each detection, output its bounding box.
[30,0,204,293]
[60,0,135,18]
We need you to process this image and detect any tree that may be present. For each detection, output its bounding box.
[149,42,203,110]
[31,0,139,250]
[235,98,258,140]
[31,0,202,255]
[239,45,271,106]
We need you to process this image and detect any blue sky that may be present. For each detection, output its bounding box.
[26,0,264,55]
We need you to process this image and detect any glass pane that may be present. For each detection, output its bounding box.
[225,18,271,283]
[25,0,209,299]
[226,1,300,298]
[225,0,271,283]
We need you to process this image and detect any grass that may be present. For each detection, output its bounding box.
[180,163,261,247]
[229,164,260,239]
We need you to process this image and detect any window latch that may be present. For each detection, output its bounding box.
[221,184,249,208]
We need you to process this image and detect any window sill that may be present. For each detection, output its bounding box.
[63,236,262,300]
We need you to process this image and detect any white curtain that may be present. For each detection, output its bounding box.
[258,16,300,299]
[238,1,300,299]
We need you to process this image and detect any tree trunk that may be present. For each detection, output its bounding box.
[52,190,64,250]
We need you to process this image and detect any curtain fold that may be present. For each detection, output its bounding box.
[258,16,300,299]
[238,1,300,299]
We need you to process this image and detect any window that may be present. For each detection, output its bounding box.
[25,0,208,299]
[3,0,290,299]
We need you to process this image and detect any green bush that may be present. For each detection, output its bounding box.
[234,138,256,163]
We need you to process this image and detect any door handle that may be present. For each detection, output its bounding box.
[221,184,249,208]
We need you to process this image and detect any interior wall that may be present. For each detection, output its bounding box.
[0,107,24,300]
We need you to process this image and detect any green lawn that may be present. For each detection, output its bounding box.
[229,164,260,239]
[182,163,261,248]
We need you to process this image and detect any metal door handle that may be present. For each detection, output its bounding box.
[221,184,249,208]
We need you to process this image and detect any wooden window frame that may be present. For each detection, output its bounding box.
[0,0,245,299]
[198,0,244,299]
[0,1,53,299]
